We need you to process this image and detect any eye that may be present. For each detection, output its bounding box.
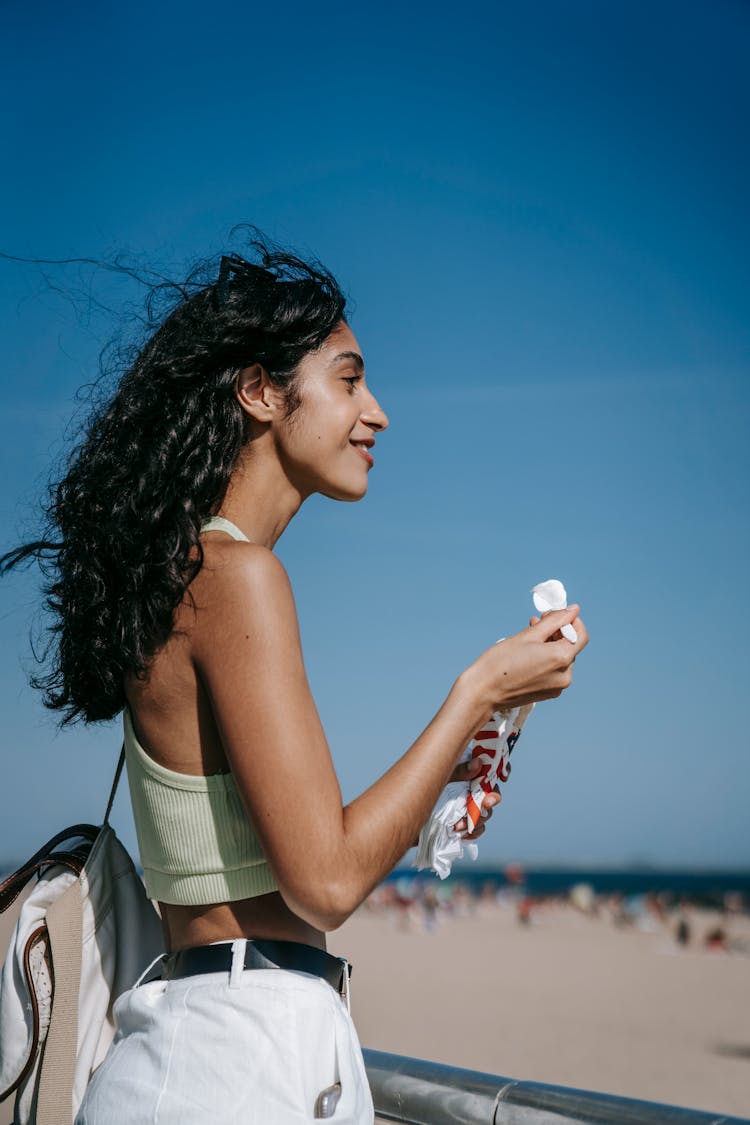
[343,375,362,392]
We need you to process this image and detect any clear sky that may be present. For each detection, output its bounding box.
[1,0,748,869]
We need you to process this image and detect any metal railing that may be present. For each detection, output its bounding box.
[363,1049,750,1125]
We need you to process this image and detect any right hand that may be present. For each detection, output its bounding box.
[461,606,589,714]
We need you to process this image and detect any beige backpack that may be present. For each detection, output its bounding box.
[0,752,164,1124]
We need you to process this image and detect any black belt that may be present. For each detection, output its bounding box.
[161,939,351,996]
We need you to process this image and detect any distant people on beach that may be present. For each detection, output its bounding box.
[517,895,533,925]
[704,925,728,952]
[362,876,748,959]
[675,912,691,947]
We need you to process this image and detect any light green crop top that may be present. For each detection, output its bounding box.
[123,516,278,906]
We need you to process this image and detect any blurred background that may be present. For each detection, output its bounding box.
[1,0,748,1116]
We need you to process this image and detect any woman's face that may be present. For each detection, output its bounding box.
[275,322,389,502]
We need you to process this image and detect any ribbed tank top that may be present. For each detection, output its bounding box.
[123,516,278,906]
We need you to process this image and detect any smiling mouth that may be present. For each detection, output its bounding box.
[350,440,374,467]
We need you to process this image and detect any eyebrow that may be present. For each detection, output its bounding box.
[329,350,364,371]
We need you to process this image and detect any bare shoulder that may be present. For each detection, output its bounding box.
[185,538,299,662]
[193,537,291,601]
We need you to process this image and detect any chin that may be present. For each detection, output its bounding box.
[321,479,369,503]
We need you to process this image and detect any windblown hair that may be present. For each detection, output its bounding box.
[0,233,347,725]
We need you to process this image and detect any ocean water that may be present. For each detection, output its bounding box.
[385,865,750,906]
[3,855,748,909]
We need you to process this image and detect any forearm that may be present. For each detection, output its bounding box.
[333,673,487,911]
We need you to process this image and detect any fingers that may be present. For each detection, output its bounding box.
[531,605,580,642]
[449,758,484,784]
[465,823,486,840]
[571,614,589,653]
[547,614,588,658]
[543,611,589,662]
[453,788,501,837]
[454,818,486,839]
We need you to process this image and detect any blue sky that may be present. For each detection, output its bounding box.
[1,0,748,868]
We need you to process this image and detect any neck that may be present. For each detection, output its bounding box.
[218,442,306,549]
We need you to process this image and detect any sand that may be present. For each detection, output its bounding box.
[337,897,750,1119]
[2,892,748,1122]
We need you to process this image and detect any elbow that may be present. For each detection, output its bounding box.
[281,875,361,933]
[320,880,359,931]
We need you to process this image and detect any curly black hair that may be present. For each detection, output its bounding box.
[0,233,347,725]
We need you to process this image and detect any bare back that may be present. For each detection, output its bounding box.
[124,531,326,953]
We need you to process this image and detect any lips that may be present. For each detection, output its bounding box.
[350,440,374,467]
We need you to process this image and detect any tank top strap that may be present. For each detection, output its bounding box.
[200,516,251,542]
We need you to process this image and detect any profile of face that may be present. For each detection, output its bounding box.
[238,322,389,502]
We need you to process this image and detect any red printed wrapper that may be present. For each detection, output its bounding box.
[465,704,533,831]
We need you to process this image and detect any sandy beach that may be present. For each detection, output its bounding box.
[2,891,748,1121]
[336,895,750,1119]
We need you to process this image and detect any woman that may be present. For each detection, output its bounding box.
[2,238,587,1122]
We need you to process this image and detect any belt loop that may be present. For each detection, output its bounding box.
[340,958,351,1014]
[229,938,247,989]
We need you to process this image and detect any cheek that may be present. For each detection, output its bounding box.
[280,411,336,464]
[295,400,350,450]
[277,382,355,464]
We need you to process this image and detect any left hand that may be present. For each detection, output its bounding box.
[449,757,501,840]
[411,759,502,849]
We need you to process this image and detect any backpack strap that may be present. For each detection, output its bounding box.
[36,746,126,1121]
[103,744,126,826]
[0,827,98,916]
[35,877,83,1125]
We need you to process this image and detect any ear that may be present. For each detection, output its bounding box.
[234,364,283,424]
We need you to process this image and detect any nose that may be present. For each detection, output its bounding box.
[360,386,389,432]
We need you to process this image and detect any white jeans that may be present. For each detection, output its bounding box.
[75,941,374,1124]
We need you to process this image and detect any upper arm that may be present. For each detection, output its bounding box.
[190,545,346,922]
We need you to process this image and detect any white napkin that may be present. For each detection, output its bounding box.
[531,579,577,643]
[414,702,533,878]
[414,578,575,879]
